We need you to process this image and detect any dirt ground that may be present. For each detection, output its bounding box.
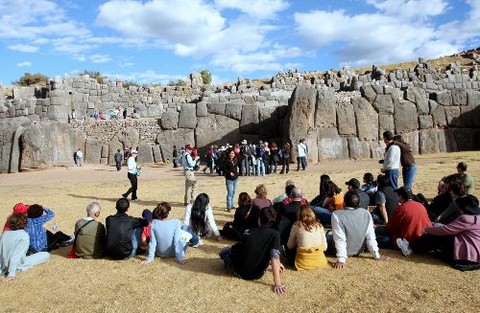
[0,151,479,313]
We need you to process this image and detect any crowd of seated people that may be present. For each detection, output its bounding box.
[1,158,477,296]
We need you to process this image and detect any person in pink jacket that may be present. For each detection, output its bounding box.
[397,195,480,271]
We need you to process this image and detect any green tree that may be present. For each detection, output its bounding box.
[200,70,212,85]
[13,73,49,86]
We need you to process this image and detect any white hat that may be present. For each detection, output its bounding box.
[131,149,138,154]
[241,139,247,144]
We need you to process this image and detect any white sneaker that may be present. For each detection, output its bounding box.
[396,238,412,257]
[192,239,202,248]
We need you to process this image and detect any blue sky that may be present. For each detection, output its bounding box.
[0,0,478,86]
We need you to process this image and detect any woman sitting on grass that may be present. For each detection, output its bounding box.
[221,192,261,241]
[142,202,198,265]
[287,205,328,270]
[0,213,50,282]
[397,195,480,271]
[183,193,221,244]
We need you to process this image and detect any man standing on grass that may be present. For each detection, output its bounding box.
[182,144,199,205]
[381,131,400,189]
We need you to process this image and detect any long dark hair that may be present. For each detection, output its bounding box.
[190,193,209,235]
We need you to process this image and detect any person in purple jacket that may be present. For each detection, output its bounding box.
[397,195,480,271]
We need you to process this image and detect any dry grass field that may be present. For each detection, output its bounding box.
[0,151,479,313]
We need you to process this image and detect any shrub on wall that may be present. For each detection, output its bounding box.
[13,73,49,86]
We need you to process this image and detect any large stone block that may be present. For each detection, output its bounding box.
[352,97,378,141]
[178,103,197,129]
[369,141,385,159]
[314,87,336,128]
[419,129,441,154]
[207,102,226,115]
[372,94,394,114]
[360,85,376,103]
[152,145,162,163]
[284,86,317,158]
[46,105,69,122]
[347,137,370,159]
[21,122,85,169]
[317,127,349,160]
[394,100,418,133]
[433,90,452,106]
[101,145,109,158]
[431,104,447,127]
[445,106,461,127]
[157,129,195,163]
[418,115,433,129]
[399,131,420,155]
[136,144,154,164]
[196,101,208,117]
[85,138,103,163]
[195,115,240,149]
[451,89,467,106]
[378,114,394,138]
[225,101,243,120]
[160,110,179,130]
[240,105,260,134]
[337,99,356,136]
[405,87,429,115]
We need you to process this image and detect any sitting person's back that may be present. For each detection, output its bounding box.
[277,187,305,244]
[0,213,50,281]
[106,198,148,260]
[252,184,273,209]
[330,192,388,268]
[74,202,106,259]
[219,206,287,294]
[233,192,261,236]
[386,187,432,247]
[287,205,328,270]
[144,202,197,264]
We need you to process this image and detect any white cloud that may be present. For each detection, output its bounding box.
[96,0,225,45]
[104,70,183,85]
[95,0,301,75]
[0,0,89,39]
[8,44,39,53]
[294,0,477,67]
[214,0,289,20]
[17,61,32,67]
[90,54,112,64]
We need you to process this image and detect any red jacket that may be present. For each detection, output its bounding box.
[386,200,432,247]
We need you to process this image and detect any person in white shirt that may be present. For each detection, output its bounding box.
[296,139,308,171]
[75,149,83,167]
[122,149,141,201]
[182,193,221,244]
[381,131,400,189]
[330,192,389,269]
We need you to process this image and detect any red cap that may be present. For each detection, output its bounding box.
[12,202,30,214]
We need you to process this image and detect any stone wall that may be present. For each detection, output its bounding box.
[1,60,479,173]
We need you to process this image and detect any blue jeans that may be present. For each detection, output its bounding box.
[181,225,200,246]
[385,169,399,190]
[402,164,417,189]
[226,178,238,210]
[130,228,142,257]
[256,159,265,176]
[312,206,332,226]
